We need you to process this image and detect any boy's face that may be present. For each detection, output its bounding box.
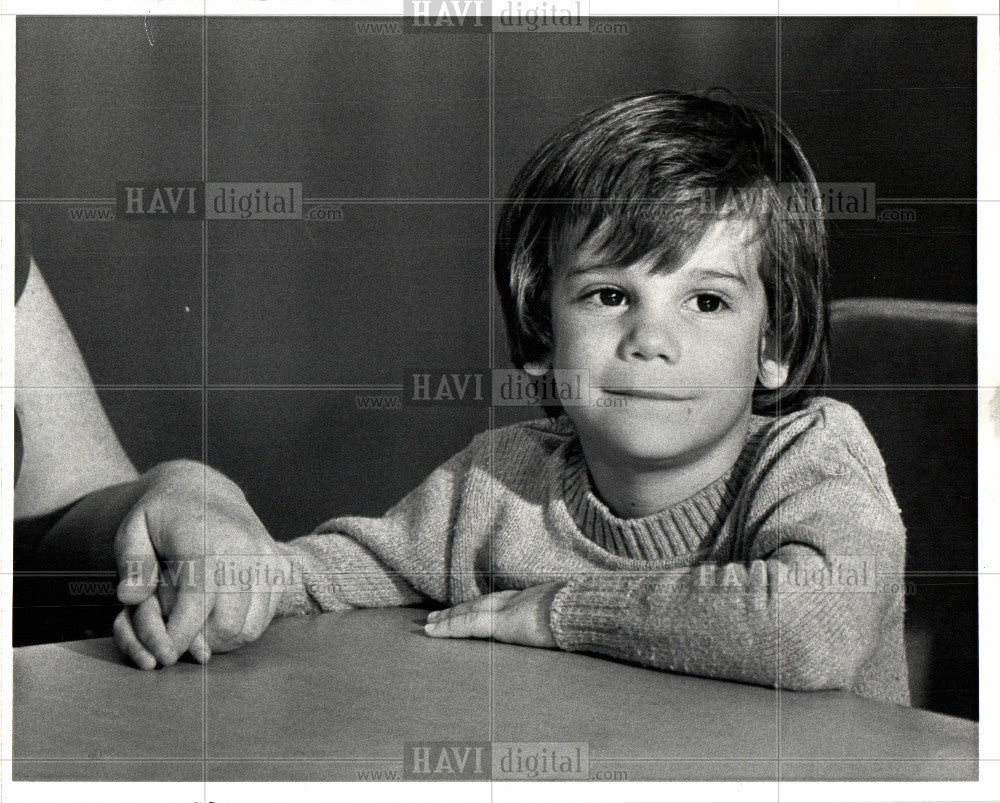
[548,217,785,470]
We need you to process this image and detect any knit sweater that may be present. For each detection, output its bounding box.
[276,395,910,706]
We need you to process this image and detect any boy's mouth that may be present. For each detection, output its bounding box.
[602,387,694,402]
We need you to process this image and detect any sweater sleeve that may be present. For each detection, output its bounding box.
[274,436,480,616]
[548,410,906,692]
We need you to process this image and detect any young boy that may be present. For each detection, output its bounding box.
[113,90,909,706]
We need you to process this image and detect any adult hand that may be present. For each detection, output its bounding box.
[111,460,291,668]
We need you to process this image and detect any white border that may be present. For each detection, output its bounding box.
[0,0,997,14]
[1,3,996,803]
[0,7,17,801]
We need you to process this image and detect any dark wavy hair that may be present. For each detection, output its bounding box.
[494,89,830,417]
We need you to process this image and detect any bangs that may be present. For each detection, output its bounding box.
[495,89,829,417]
[544,180,773,284]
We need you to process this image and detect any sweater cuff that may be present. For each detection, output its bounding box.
[549,575,636,655]
[273,541,323,617]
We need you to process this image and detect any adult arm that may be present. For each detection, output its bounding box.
[13,253,276,666]
[14,257,138,518]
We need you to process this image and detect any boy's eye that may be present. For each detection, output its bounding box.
[690,293,729,313]
[585,287,628,307]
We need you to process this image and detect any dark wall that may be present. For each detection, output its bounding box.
[16,16,976,538]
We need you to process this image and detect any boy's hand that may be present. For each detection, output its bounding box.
[110,460,290,668]
[423,582,564,649]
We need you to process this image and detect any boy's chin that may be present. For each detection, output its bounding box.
[577,417,700,467]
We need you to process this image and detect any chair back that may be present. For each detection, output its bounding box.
[827,297,977,719]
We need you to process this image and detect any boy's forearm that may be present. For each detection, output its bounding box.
[270,531,424,615]
[548,545,892,692]
[268,440,480,615]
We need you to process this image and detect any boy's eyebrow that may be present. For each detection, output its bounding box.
[566,262,751,289]
[688,268,750,288]
[566,262,616,278]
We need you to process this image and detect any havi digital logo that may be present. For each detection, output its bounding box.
[117,182,203,219]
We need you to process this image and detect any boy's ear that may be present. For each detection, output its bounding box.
[758,331,789,390]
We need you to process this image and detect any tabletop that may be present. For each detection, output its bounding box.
[13,606,978,782]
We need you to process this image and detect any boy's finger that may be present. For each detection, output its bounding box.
[424,604,493,640]
[260,572,285,635]
[133,595,179,665]
[241,573,277,642]
[165,586,213,658]
[204,590,253,651]
[114,506,159,606]
[189,632,212,664]
[159,583,212,663]
[112,609,157,670]
[238,591,264,644]
[158,578,178,615]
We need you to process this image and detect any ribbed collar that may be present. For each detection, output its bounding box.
[559,414,770,562]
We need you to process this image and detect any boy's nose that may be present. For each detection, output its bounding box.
[619,309,680,362]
